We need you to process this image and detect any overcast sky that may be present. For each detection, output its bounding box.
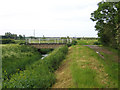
[0,0,102,37]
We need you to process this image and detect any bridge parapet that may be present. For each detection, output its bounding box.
[26,38,72,44]
[26,38,72,49]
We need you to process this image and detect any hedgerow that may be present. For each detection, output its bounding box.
[44,45,68,72]
[3,45,68,88]
[0,39,15,44]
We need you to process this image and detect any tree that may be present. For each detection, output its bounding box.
[90,1,120,49]
[5,32,12,38]
[23,35,25,40]
[19,35,23,40]
[5,32,17,39]
[42,35,46,39]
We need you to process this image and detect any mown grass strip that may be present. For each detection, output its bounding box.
[77,40,98,45]
[70,45,118,88]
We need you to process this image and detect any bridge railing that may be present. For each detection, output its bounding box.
[26,38,72,44]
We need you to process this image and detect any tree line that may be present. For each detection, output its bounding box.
[90,1,120,49]
[2,32,25,40]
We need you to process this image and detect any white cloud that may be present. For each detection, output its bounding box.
[0,0,102,37]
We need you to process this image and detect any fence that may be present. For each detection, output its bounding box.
[26,38,72,44]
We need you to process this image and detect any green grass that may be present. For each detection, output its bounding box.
[71,63,99,88]
[14,40,25,44]
[3,45,68,88]
[98,49,119,87]
[69,45,118,88]
[77,40,98,45]
[2,44,42,79]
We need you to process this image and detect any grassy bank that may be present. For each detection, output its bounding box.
[3,45,68,88]
[71,45,118,88]
[52,43,118,88]
[77,40,98,45]
[2,44,42,80]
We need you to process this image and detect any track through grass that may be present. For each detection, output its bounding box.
[52,45,118,88]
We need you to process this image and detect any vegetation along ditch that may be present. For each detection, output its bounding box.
[2,44,68,88]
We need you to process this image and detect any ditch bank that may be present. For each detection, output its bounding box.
[3,45,68,88]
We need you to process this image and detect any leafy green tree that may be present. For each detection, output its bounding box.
[19,35,23,40]
[5,32,17,39]
[90,1,120,49]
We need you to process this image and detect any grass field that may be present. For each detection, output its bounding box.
[77,40,98,45]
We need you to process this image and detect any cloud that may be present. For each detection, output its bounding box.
[0,0,102,37]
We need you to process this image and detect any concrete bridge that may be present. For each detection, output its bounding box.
[26,38,72,49]
[28,43,66,49]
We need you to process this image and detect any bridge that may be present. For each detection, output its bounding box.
[26,38,72,49]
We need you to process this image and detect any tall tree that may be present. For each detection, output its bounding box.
[90,1,120,49]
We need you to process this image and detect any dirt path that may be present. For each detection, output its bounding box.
[84,45,119,62]
[52,47,73,88]
[52,45,118,88]
[84,45,113,54]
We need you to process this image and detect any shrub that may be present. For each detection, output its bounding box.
[2,45,42,80]
[67,40,77,47]
[38,48,53,54]
[3,45,68,88]
[67,43,72,47]
[71,40,77,45]
[14,40,26,45]
[44,45,68,72]
[0,39,15,44]
[93,41,101,45]
[3,63,55,88]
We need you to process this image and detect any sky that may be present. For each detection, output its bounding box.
[0,0,102,37]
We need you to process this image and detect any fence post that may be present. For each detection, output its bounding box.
[70,39,72,43]
[29,39,30,43]
[48,38,49,44]
[25,39,27,44]
[39,38,40,44]
[57,39,59,43]
[54,38,56,43]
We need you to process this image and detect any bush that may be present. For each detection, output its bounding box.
[38,48,53,54]
[67,40,77,47]
[44,46,68,72]
[71,40,77,45]
[0,39,15,44]
[3,45,68,88]
[2,45,42,80]
[14,40,26,45]
[93,41,101,45]
[3,63,55,88]
[67,43,72,47]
